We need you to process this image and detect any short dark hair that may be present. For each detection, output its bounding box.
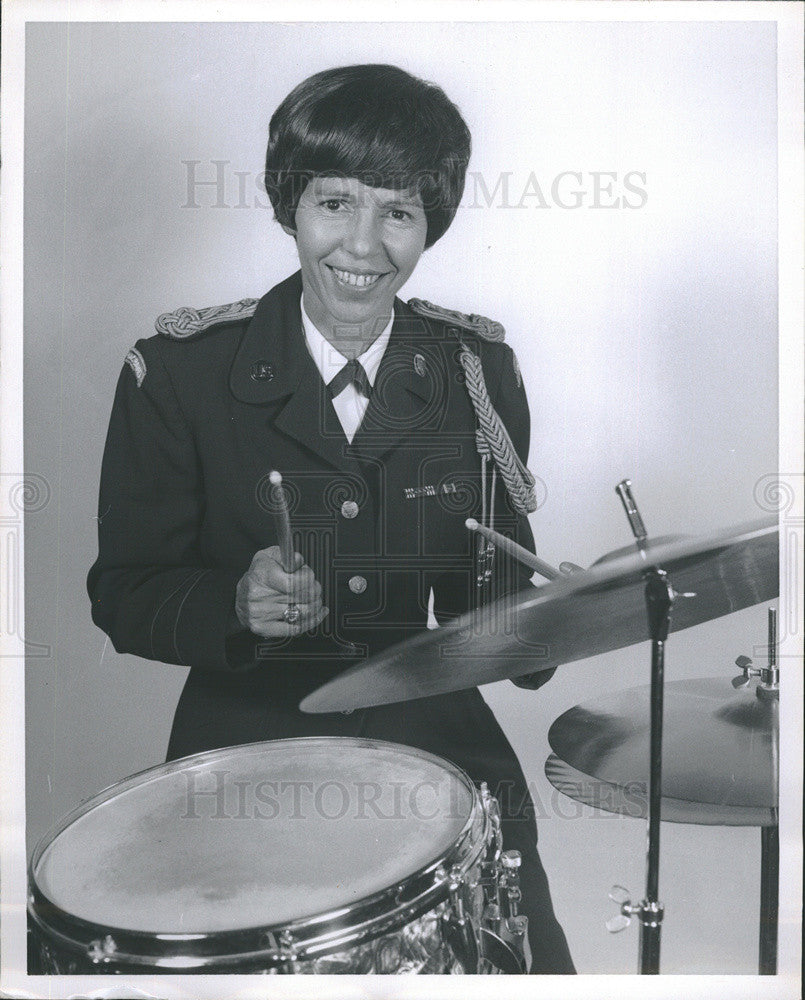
[264,64,471,249]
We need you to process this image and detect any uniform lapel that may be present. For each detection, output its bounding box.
[229,271,357,472]
[351,301,443,461]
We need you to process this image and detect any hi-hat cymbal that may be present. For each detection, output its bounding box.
[301,516,777,713]
[546,677,778,821]
[544,753,776,827]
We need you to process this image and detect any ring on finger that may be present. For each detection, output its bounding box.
[282,605,301,625]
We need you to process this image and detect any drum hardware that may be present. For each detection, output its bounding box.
[605,887,663,936]
[500,851,522,907]
[612,478,672,975]
[87,934,118,964]
[276,929,300,973]
[740,609,780,974]
[480,782,504,862]
[733,607,780,700]
[499,851,529,958]
[546,614,780,974]
[606,885,634,934]
[301,506,778,976]
[474,846,529,974]
[477,783,528,967]
[615,478,648,543]
[295,491,781,976]
[431,787,529,974]
[439,863,481,972]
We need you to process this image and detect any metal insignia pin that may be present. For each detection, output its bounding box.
[413,353,427,377]
[250,361,274,381]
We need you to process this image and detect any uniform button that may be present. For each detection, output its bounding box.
[340,500,359,519]
[339,642,359,658]
[249,360,274,381]
[348,575,367,594]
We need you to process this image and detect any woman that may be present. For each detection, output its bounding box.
[88,63,574,974]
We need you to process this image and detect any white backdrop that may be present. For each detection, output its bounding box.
[19,16,786,978]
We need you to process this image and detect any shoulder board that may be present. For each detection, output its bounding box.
[155,297,259,340]
[407,297,505,343]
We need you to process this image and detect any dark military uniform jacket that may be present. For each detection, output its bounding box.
[88,266,560,771]
[87,271,575,972]
[88,270,542,745]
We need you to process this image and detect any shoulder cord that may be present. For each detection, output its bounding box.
[455,338,538,592]
[456,340,538,517]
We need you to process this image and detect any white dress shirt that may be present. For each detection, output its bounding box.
[300,299,394,444]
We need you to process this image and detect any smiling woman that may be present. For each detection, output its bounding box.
[83,62,574,976]
[289,178,428,354]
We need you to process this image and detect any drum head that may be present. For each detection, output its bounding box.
[32,738,476,936]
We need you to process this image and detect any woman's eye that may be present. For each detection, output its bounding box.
[389,209,411,221]
[322,199,344,211]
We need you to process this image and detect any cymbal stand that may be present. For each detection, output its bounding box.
[759,822,779,975]
[615,480,674,975]
[733,606,779,974]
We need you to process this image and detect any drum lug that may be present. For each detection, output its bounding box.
[479,848,531,971]
[87,934,117,964]
[275,930,300,972]
[440,864,480,974]
[500,850,522,921]
[448,864,467,920]
[480,783,503,864]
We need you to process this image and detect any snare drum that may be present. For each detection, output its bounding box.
[29,738,527,974]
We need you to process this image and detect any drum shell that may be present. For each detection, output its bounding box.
[29,892,484,975]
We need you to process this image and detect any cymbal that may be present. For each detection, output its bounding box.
[546,677,778,820]
[544,753,776,827]
[301,516,777,713]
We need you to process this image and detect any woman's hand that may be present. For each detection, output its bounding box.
[234,546,328,637]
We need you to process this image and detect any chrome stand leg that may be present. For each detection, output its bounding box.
[759,823,779,975]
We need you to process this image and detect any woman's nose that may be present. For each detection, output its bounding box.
[342,209,381,259]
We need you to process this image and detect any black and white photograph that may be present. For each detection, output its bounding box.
[1,2,802,997]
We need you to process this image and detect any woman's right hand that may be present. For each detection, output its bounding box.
[234,546,328,637]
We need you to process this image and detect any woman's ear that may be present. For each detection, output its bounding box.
[280,223,296,238]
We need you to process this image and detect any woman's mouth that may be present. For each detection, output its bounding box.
[329,266,384,289]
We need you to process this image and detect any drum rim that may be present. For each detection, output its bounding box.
[29,737,489,969]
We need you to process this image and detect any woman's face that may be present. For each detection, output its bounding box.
[289,176,428,344]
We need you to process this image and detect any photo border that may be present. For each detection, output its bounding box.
[2,2,802,998]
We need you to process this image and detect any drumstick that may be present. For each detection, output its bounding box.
[270,470,295,572]
[465,519,561,581]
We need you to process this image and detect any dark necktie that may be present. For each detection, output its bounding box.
[328,358,372,399]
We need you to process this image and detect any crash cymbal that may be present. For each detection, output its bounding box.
[547,677,778,816]
[544,753,776,827]
[301,516,777,713]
